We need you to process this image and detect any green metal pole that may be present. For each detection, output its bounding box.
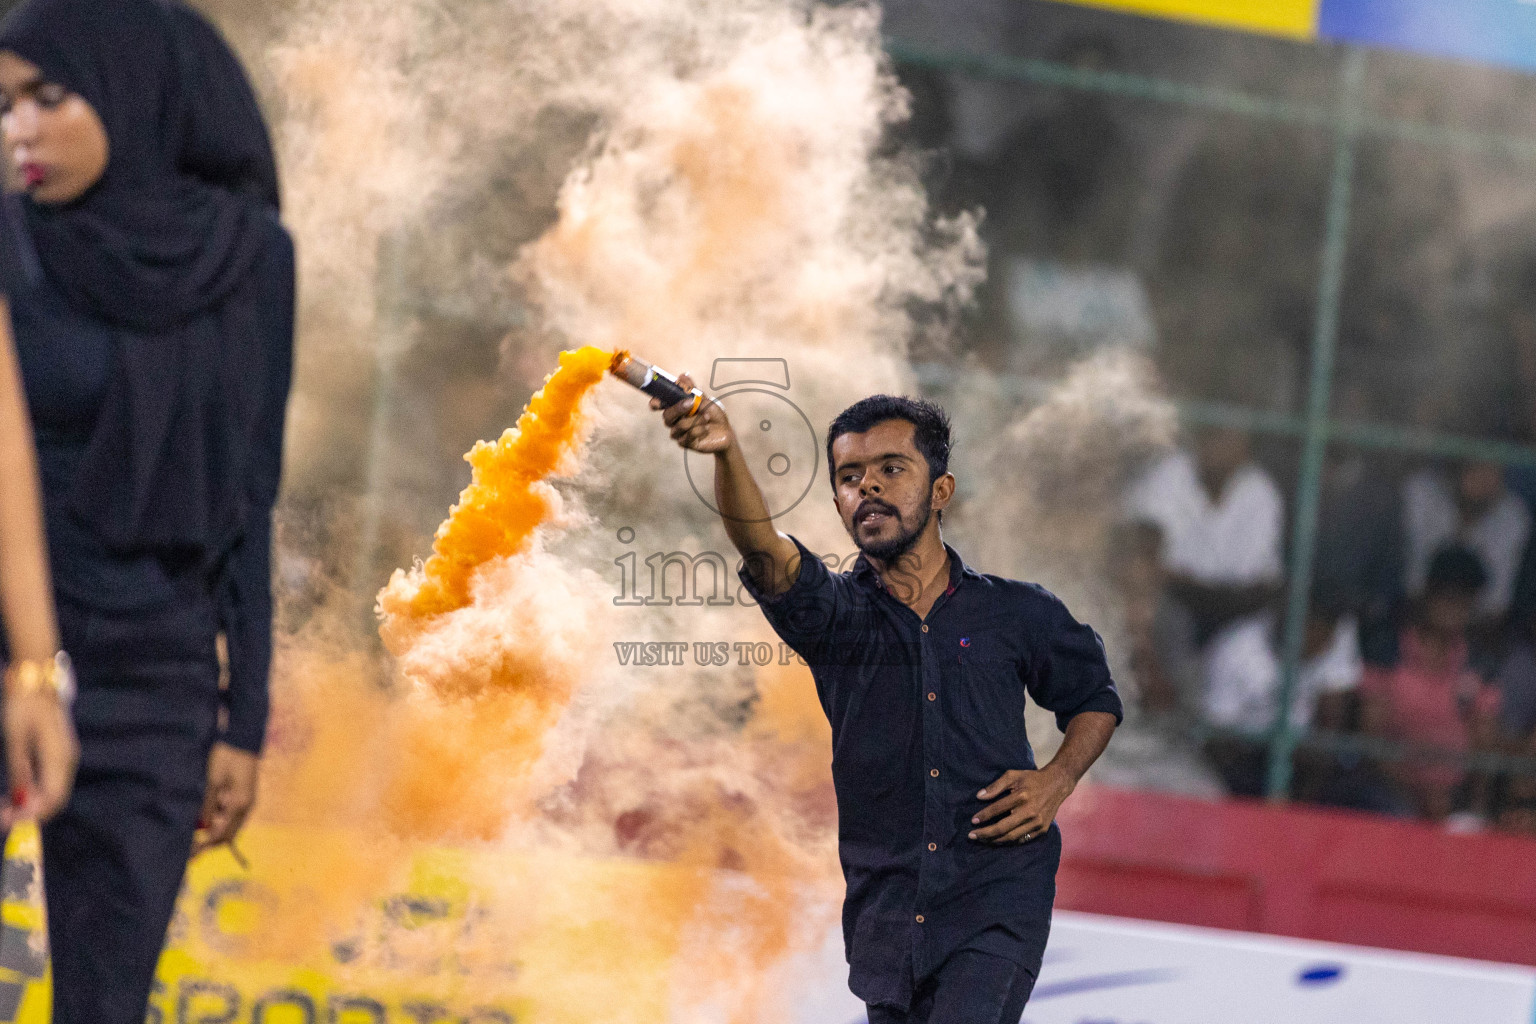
[1266,48,1367,799]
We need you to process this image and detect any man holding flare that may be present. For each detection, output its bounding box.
[642,365,1122,1022]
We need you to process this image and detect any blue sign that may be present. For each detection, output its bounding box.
[1320,0,1536,73]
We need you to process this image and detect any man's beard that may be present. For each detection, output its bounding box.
[855,500,932,563]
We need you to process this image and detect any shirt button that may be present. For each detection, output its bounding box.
[928,842,937,851]
[921,624,929,633]
[927,692,937,701]
[915,915,925,924]
[930,768,940,778]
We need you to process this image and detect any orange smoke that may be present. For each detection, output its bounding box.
[378,344,612,635]
[358,345,839,1019]
[372,345,614,840]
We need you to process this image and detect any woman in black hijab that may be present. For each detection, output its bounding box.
[0,0,294,1019]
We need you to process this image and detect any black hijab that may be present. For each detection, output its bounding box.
[0,0,289,559]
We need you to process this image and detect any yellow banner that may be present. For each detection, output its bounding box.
[0,825,45,1022]
[0,823,698,1023]
[1046,0,1320,39]
[1,817,835,1022]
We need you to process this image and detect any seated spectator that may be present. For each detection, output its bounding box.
[1200,579,1362,796]
[1494,608,1536,756]
[1402,460,1531,634]
[1488,609,1536,835]
[1204,582,1362,735]
[1491,773,1536,836]
[1361,546,1503,821]
[1120,520,1202,720]
[1124,427,1286,796]
[1102,522,1229,799]
[1125,426,1284,644]
[1315,448,1405,667]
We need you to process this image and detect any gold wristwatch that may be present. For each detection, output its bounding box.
[4,651,77,707]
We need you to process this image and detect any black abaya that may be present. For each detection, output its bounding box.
[0,1,294,1019]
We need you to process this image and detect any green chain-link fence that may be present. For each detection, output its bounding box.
[888,33,1536,800]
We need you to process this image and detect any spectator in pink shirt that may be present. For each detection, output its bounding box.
[1361,545,1502,821]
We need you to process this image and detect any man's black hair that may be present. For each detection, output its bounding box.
[1424,544,1489,598]
[826,395,952,495]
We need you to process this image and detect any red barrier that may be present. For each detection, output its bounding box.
[1055,786,1536,966]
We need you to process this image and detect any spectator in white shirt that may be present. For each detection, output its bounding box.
[1203,606,1362,736]
[1125,427,1289,794]
[1199,580,1364,796]
[1403,460,1531,626]
[1126,427,1285,642]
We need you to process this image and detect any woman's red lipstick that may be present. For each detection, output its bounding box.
[19,163,45,188]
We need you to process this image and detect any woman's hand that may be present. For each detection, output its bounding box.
[192,742,259,859]
[2,687,78,828]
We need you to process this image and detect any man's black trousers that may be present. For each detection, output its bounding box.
[865,948,1038,1024]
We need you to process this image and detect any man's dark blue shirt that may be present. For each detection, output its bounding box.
[738,536,1123,1010]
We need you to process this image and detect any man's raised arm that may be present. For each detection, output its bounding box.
[653,371,802,598]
